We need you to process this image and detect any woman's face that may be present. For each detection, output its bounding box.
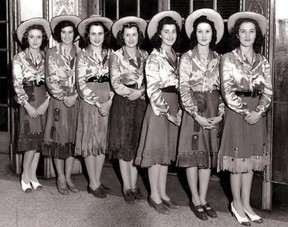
[61,26,74,45]
[196,22,212,47]
[89,25,104,48]
[123,26,139,48]
[238,22,256,47]
[27,29,43,49]
[160,24,177,47]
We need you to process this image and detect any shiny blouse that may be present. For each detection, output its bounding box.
[13,48,47,106]
[146,47,179,116]
[221,48,272,115]
[45,43,78,101]
[110,46,148,97]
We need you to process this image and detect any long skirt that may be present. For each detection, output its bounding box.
[17,85,47,152]
[176,90,221,168]
[135,92,179,167]
[75,82,111,158]
[108,94,147,161]
[217,96,270,173]
[43,97,78,159]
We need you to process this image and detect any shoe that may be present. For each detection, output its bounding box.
[243,207,263,223]
[231,202,251,226]
[21,179,32,193]
[30,180,42,191]
[67,183,80,193]
[162,198,179,209]
[132,188,145,200]
[87,185,106,198]
[56,180,69,195]
[148,197,170,214]
[189,202,208,221]
[99,183,111,194]
[202,203,217,218]
[123,189,135,204]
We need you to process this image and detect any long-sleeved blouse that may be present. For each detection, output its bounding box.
[221,48,272,115]
[76,46,112,108]
[13,48,47,106]
[45,43,78,101]
[179,48,224,118]
[146,47,179,116]
[110,46,148,97]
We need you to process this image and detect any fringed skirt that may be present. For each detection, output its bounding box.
[135,92,179,167]
[43,97,78,159]
[108,94,147,161]
[17,85,47,152]
[217,96,270,173]
[75,82,111,158]
[176,90,221,168]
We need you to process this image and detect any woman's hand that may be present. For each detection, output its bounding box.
[167,113,181,126]
[194,115,216,129]
[208,116,222,126]
[24,102,39,118]
[98,99,112,116]
[64,95,77,107]
[176,109,182,125]
[244,111,261,125]
[37,98,50,115]
[127,89,142,101]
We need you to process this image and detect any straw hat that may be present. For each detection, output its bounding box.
[185,8,224,44]
[147,10,182,39]
[227,11,267,35]
[111,16,147,38]
[17,18,51,43]
[50,15,81,33]
[77,15,113,37]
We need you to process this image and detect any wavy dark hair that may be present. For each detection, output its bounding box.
[230,18,264,53]
[189,15,217,50]
[116,22,145,47]
[150,16,181,49]
[52,20,78,43]
[21,24,49,50]
[79,21,111,49]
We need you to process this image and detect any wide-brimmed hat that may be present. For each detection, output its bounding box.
[50,15,81,33]
[77,15,113,37]
[17,18,51,43]
[111,16,147,38]
[147,10,182,39]
[227,11,267,35]
[185,8,224,44]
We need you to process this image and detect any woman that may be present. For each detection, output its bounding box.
[43,15,81,194]
[13,18,50,192]
[75,15,114,198]
[176,9,224,220]
[109,16,148,204]
[218,12,272,226]
[134,11,182,214]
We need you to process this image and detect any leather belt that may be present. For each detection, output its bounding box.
[161,86,177,93]
[86,76,109,83]
[235,90,262,97]
[23,80,45,87]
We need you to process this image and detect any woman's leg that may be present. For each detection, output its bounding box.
[54,158,65,183]
[129,160,138,190]
[29,151,40,182]
[241,171,255,214]
[186,167,200,205]
[199,168,211,205]
[84,155,97,189]
[95,154,105,186]
[230,173,246,217]
[148,164,161,203]
[65,156,75,186]
[22,150,36,183]
[119,159,132,191]
[159,165,169,201]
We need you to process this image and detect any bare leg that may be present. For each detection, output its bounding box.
[30,152,40,182]
[129,160,138,189]
[84,155,98,190]
[22,150,36,183]
[199,168,211,205]
[186,167,201,205]
[159,165,169,201]
[65,156,75,186]
[230,173,246,217]
[241,171,255,214]
[54,158,65,183]
[95,154,105,185]
[148,164,161,203]
[119,159,132,191]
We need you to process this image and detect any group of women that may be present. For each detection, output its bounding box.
[13,8,272,226]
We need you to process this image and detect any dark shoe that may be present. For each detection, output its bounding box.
[133,188,145,200]
[189,202,208,221]
[203,203,217,218]
[162,198,179,209]
[56,180,69,195]
[99,183,111,194]
[67,183,80,193]
[87,185,106,198]
[123,189,135,204]
[148,197,170,214]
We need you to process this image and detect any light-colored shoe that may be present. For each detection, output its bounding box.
[30,180,42,190]
[21,179,32,193]
[243,207,263,223]
[231,202,251,226]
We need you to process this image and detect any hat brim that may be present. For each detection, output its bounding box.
[17,18,51,43]
[185,9,224,44]
[228,11,267,35]
[147,10,182,40]
[112,16,147,38]
[50,15,81,33]
[77,15,113,38]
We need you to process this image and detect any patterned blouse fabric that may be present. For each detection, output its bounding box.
[110,46,148,97]
[145,48,179,116]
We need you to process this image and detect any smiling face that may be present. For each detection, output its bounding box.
[160,24,177,48]
[238,22,256,47]
[27,29,43,49]
[60,26,74,45]
[88,25,104,48]
[123,26,139,48]
[196,22,212,47]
